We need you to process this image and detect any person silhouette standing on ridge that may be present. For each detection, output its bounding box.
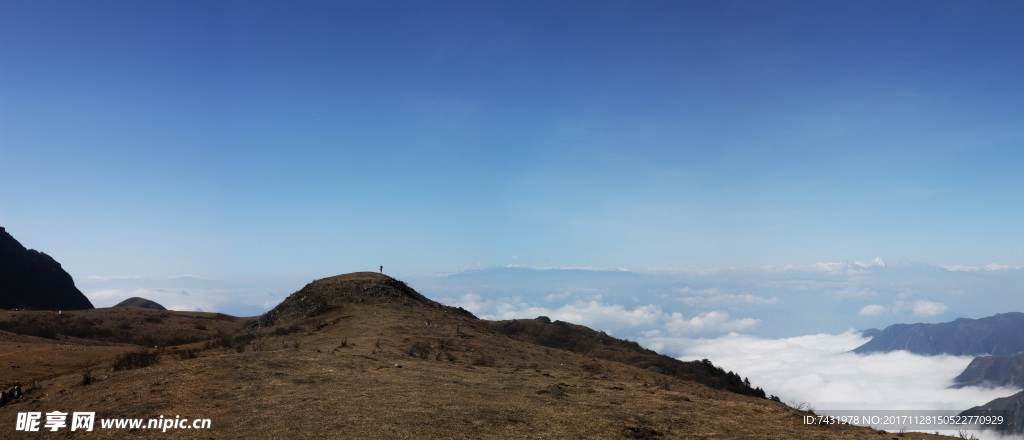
[379,265,383,274]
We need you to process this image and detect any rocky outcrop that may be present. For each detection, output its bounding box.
[0,227,93,310]
[0,385,23,407]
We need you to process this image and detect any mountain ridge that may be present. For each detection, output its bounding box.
[852,312,1024,356]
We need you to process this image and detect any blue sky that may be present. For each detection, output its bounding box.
[2,1,1024,316]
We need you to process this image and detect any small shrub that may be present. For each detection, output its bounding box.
[81,369,94,386]
[177,348,199,360]
[408,341,431,360]
[112,349,161,371]
[582,362,603,375]
[472,355,496,367]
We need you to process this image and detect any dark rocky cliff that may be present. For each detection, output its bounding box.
[0,226,93,310]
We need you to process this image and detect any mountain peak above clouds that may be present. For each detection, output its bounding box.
[853,312,1024,356]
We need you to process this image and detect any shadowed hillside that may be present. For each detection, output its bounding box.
[961,391,1024,435]
[955,352,1024,389]
[0,226,93,310]
[491,316,769,399]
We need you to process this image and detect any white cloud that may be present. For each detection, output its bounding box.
[854,257,887,268]
[664,311,759,334]
[669,331,1017,414]
[832,286,878,298]
[942,263,1021,272]
[811,262,850,273]
[543,291,572,302]
[859,304,888,316]
[450,294,759,336]
[674,287,725,296]
[680,293,778,306]
[417,261,1024,342]
[169,274,211,280]
[984,263,1019,271]
[85,275,142,281]
[503,264,626,272]
[674,287,777,306]
[912,299,949,317]
[942,265,975,272]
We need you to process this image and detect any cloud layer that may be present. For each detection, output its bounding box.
[666,331,1017,412]
[451,293,758,337]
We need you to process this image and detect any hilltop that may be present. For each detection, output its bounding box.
[0,272,956,439]
[113,297,167,311]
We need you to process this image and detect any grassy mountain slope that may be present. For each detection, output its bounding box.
[490,317,768,398]
[0,308,253,385]
[0,273,955,439]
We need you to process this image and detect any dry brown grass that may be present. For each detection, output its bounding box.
[0,307,254,385]
[0,273,962,439]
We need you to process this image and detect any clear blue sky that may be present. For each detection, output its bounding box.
[2,1,1023,290]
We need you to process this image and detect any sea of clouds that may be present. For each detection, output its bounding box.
[667,331,1024,440]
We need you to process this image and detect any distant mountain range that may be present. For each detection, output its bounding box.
[0,226,93,310]
[858,311,1024,434]
[852,312,1024,356]
[113,297,167,310]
